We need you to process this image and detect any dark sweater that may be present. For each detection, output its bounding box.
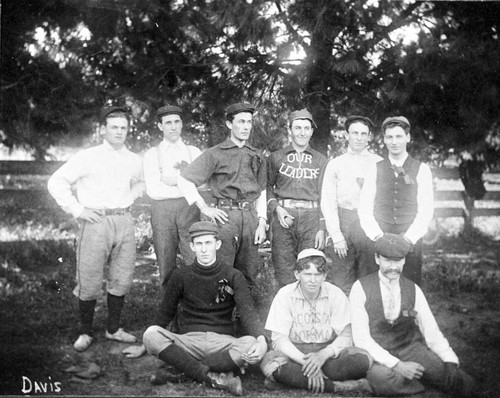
[155,259,265,337]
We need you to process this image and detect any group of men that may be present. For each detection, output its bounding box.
[47,103,475,396]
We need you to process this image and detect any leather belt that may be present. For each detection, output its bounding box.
[216,199,255,211]
[101,207,131,216]
[278,199,318,209]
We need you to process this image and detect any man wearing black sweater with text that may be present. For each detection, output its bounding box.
[122,221,267,396]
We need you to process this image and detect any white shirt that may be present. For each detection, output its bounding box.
[47,141,143,218]
[143,139,201,200]
[321,148,382,243]
[266,282,352,359]
[349,273,459,368]
[358,153,434,244]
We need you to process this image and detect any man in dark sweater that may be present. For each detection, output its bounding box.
[122,221,267,396]
[349,234,475,396]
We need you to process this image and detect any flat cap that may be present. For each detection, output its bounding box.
[157,105,183,120]
[226,102,256,118]
[382,116,411,131]
[290,109,317,129]
[100,106,129,122]
[345,115,374,131]
[188,221,219,238]
[297,248,326,261]
[375,233,412,259]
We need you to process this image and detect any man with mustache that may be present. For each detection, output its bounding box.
[349,233,475,396]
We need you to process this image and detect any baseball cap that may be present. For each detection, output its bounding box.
[157,105,183,120]
[345,115,374,131]
[297,248,326,260]
[374,233,411,259]
[100,106,129,123]
[226,103,256,118]
[382,116,411,131]
[188,221,219,238]
[290,109,317,129]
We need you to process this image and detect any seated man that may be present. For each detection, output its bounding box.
[260,248,373,394]
[122,221,268,396]
[349,234,476,397]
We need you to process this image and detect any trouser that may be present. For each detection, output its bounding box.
[211,207,261,287]
[378,221,423,285]
[271,207,321,287]
[150,198,199,294]
[326,208,375,294]
[367,341,475,396]
[260,343,371,383]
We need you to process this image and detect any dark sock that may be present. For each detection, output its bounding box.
[159,344,210,383]
[78,299,96,336]
[201,350,237,373]
[322,353,370,381]
[273,363,336,392]
[107,293,124,334]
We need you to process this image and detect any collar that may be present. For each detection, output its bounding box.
[160,138,186,150]
[378,270,400,289]
[291,281,329,300]
[220,137,258,151]
[347,147,372,156]
[284,143,312,155]
[388,153,409,167]
[102,140,127,154]
[193,259,222,275]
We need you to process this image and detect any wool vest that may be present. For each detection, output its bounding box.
[359,273,424,354]
[374,157,421,226]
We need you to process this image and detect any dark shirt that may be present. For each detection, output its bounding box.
[181,138,266,201]
[267,144,327,214]
[155,259,265,337]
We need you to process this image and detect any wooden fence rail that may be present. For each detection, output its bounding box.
[1,161,499,219]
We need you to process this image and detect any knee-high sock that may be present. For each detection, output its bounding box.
[107,293,124,334]
[78,299,96,336]
[322,353,370,381]
[273,363,336,392]
[159,344,210,383]
[201,350,237,373]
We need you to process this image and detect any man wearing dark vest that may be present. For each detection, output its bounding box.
[349,234,475,397]
[358,116,433,284]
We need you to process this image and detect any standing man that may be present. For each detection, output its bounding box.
[260,248,372,395]
[321,116,382,294]
[143,105,201,294]
[267,109,327,287]
[349,234,475,397]
[122,221,268,396]
[48,106,144,352]
[358,116,434,284]
[177,103,267,288]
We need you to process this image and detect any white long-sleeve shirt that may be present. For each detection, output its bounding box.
[358,154,434,244]
[47,141,143,218]
[349,273,459,369]
[143,139,201,200]
[321,148,382,243]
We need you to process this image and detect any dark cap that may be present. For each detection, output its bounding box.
[290,109,317,129]
[226,102,256,118]
[188,221,219,239]
[100,106,129,123]
[382,116,411,131]
[375,233,411,259]
[345,115,374,131]
[157,105,183,120]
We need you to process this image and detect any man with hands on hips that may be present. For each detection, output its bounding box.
[177,103,267,289]
[122,221,267,396]
[260,249,373,395]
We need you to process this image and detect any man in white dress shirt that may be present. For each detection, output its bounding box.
[358,116,434,285]
[349,234,475,397]
[321,116,382,294]
[143,105,201,295]
[48,106,144,352]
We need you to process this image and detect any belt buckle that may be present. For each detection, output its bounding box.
[239,201,250,211]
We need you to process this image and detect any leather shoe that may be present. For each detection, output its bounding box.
[207,371,243,396]
[105,328,137,343]
[73,334,93,352]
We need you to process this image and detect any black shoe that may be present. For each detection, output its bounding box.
[207,371,243,396]
[150,365,187,385]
